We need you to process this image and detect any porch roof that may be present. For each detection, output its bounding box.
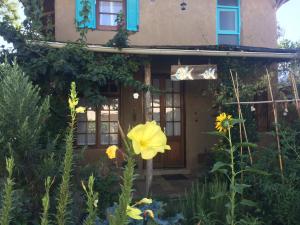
[34,41,300,60]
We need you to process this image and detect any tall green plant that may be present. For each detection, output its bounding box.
[55,82,83,225]
[40,177,54,225]
[0,157,15,225]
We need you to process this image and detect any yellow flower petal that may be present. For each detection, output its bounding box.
[75,107,86,114]
[127,206,143,220]
[127,121,171,160]
[106,145,118,159]
[137,198,153,205]
[144,209,155,219]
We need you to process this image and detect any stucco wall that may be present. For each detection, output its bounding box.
[55,0,278,47]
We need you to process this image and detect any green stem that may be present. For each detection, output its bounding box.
[228,128,236,225]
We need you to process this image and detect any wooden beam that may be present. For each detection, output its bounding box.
[144,61,153,196]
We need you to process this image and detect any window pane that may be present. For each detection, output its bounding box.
[102,104,109,110]
[110,111,118,121]
[110,134,118,145]
[101,110,109,121]
[110,99,119,110]
[166,122,173,136]
[174,122,181,136]
[151,94,160,107]
[165,79,172,92]
[218,0,238,6]
[166,94,173,107]
[173,82,180,92]
[110,122,118,133]
[87,134,96,145]
[87,122,96,133]
[218,34,239,45]
[220,11,236,31]
[101,122,109,133]
[100,14,117,26]
[101,134,109,145]
[100,1,122,13]
[77,113,87,122]
[166,108,173,121]
[77,134,86,145]
[87,110,96,121]
[77,122,86,133]
[153,108,160,122]
[173,94,181,107]
[153,79,160,89]
[174,108,181,121]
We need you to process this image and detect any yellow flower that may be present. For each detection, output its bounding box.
[126,205,143,220]
[144,209,155,219]
[137,198,152,205]
[127,121,171,160]
[75,106,86,114]
[215,113,233,133]
[106,145,118,159]
[68,98,78,109]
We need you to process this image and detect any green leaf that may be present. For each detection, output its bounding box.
[244,167,270,176]
[211,162,230,173]
[232,118,244,125]
[207,131,227,139]
[235,142,257,149]
[211,191,227,200]
[240,199,257,207]
[232,183,251,194]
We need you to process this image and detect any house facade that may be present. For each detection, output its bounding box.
[44,0,293,174]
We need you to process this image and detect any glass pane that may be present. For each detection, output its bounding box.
[218,0,238,6]
[174,122,181,136]
[87,122,96,133]
[165,79,172,92]
[153,108,160,122]
[100,1,123,13]
[100,14,117,26]
[166,94,173,107]
[166,122,173,136]
[174,108,181,121]
[110,99,119,110]
[153,79,160,89]
[173,82,180,92]
[152,94,160,107]
[102,104,109,110]
[101,110,109,121]
[110,111,118,121]
[101,134,109,145]
[77,122,86,133]
[77,113,86,122]
[220,11,236,31]
[166,108,173,121]
[87,110,96,121]
[110,134,119,145]
[110,122,118,133]
[87,134,96,145]
[101,122,109,133]
[77,134,86,145]
[218,34,239,45]
[173,94,181,107]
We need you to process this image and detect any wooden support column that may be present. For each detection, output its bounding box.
[144,61,153,196]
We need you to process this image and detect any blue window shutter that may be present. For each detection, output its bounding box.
[127,0,139,31]
[76,0,96,29]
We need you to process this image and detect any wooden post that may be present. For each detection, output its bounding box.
[229,70,253,165]
[144,61,153,196]
[266,69,284,176]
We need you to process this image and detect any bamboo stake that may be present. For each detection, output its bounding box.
[225,99,298,105]
[229,70,253,165]
[290,71,300,117]
[266,68,284,176]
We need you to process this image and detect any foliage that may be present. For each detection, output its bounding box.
[106,13,129,48]
[0,0,20,26]
[55,82,79,225]
[180,177,227,225]
[40,177,54,225]
[0,157,15,225]
[243,122,300,225]
[82,175,99,225]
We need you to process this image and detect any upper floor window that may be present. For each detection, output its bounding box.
[97,0,124,30]
[217,0,240,45]
[76,0,139,31]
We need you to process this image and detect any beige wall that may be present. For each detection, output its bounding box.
[55,0,278,48]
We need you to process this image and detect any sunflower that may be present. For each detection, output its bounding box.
[215,113,233,133]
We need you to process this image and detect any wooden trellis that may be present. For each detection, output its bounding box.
[226,68,300,177]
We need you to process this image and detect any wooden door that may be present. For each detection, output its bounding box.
[150,77,185,168]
